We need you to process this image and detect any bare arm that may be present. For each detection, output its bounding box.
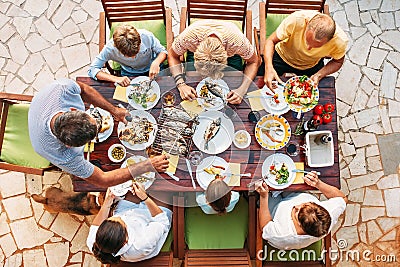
[95,71,131,87]
[304,171,348,203]
[92,189,115,226]
[263,32,284,91]
[149,52,168,79]
[256,182,273,230]
[310,56,345,86]
[131,182,163,217]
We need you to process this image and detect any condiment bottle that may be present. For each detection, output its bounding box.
[314,134,332,145]
[303,118,320,132]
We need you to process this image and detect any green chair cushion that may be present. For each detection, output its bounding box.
[185,196,248,249]
[0,104,51,169]
[265,14,289,38]
[160,227,173,252]
[263,239,322,261]
[110,20,167,71]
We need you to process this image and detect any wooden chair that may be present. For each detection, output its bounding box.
[0,93,53,176]
[256,0,329,56]
[255,207,332,267]
[98,0,173,75]
[109,195,184,267]
[180,194,257,266]
[179,0,252,43]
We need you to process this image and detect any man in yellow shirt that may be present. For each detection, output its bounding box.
[263,11,348,90]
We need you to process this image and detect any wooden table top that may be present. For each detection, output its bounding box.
[73,74,340,192]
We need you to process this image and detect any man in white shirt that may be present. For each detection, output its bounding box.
[256,171,347,250]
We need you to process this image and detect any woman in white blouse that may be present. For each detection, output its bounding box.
[87,183,172,264]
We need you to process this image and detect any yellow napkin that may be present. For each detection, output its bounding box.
[227,163,241,186]
[113,86,128,102]
[247,90,264,111]
[180,100,204,116]
[162,151,179,174]
[84,141,94,153]
[293,162,305,184]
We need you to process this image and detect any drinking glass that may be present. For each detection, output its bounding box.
[286,141,299,157]
[188,151,203,166]
[222,105,237,119]
[162,91,175,106]
[248,111,260,123]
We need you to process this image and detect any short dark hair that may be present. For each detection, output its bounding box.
[92,219,128,264]
[298,202,331,237]
[53,110,97,147]
[206,178,232,214]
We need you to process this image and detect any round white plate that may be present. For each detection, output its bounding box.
[193,110,235,155]
[86,107,114,143]
[196,156,231,190]
[196,78,229,111]
[118,110,157,151]
[109,180,132,197]
[121,155,155,190]
[126,76,160,110]
[107,144,126,163]
[233,130,251,149]
[261,153,296,189]
[260,85,290,115]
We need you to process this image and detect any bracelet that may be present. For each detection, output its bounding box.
[176,81,186,88]
[173,73,186,83]
[141,195,149,202]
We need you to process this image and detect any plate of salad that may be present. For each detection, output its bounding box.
[126,76,160,110]
[284,75,319,113]
[261,153,296,189]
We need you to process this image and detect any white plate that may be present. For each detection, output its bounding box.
[121,155,155,190]
[196,78,229,111]
[233,130,251,149]
[86,107,114,143]
[196,156,231,190]
[117,110,158,151]
[260,85,290,115]
[193,110,235,155]
[109,180,132,197]
[108,144,126,163]
[126,76,160,110]
[261,153,296,189]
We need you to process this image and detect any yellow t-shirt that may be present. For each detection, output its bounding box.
[275,10,348,70]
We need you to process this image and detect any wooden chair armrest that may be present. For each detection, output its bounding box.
[99,11,106,53]
[173,194,185,260]
[245,10,252,44]
[179,7,187,34]
[0,92,33,102]
[324,232,332,267]
[259,2,266,56]
[253,27,261,65]
[323,4,330,14]
[165,7,173,50]
[248,193,257,259]
[256,207,263,267]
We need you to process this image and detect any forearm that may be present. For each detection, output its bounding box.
[258,196,273,230]
[144,197,163,217]
[153,52,167,66]
[77,81,118,115]
[314,57,344,80]
[239,60,258,92]
[92,203,112,226]
[168,50,183,78]
[264,39,276,71]
[316,180,347,201]
[95,71,121,84]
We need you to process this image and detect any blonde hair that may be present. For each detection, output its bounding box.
[206,178,232,214]
[307,13,336,41]
[113,24,141,57]
[194,37,228,79]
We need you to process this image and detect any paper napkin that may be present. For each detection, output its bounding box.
[84,141,94,153]
[227,163,241,186]
[293,162,305,184]
[247,90,264,111]
[113,86,128,102]
[180,100,204,116]
[162,151,179,174]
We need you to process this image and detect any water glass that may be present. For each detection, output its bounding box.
[188,151,203,166]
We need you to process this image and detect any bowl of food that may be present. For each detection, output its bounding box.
[108,144,126,163]
[233,130,251,149]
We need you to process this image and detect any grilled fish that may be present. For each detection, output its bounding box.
[203,117,221,150]
[205,80,225,99]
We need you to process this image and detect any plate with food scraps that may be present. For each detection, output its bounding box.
[233,130,251,149]
[126,76,160,110]
[284,75,319,113]
[261,153,296,189]
[255,114,291,150]
[118,110,158,151]
[196,78,229,111]
[196,156,231,190]
[121,155,155,190]
[193,110,235,154]
[260,85,290,115]
[86,106,114,142]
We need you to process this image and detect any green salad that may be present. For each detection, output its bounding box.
[269,163,289,184]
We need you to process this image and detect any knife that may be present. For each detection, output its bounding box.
[165,172,179,181]
[221,172,252,177]
[244,95,274,99]
[292,170,321,175]
[185,159,196,189]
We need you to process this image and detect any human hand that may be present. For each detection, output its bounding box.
[104,188,116,207]
[148,154,170,173]
[255,181,269,198]
[113,106,129,124]
[178,84,197,101]
[264,68,283,93]
[304,171,320,188]
[149,62,160,79]
[226,88,245,104]
[115,76,131,87]
[310,73,322,87]
[131,182,148,201]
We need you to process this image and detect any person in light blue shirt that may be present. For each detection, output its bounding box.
[196,176,240,215]
[88,24,167,87]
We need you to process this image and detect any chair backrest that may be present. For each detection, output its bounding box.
[0,93,52,176]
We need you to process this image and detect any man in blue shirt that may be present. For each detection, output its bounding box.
[28,79,169,187]
[88,25,167,86]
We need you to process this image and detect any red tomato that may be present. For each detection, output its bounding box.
[314,104,324,115]
[322,113,333,124]
[324,103,335,113]
[312,115,322,125]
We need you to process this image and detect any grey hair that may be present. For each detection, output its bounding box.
[307,13,336,41]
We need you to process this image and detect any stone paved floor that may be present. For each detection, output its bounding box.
[0,0,399,266]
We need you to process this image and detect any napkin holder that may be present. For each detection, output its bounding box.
[304,130,334,167]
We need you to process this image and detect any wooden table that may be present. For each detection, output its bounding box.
[73,74,339,192]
